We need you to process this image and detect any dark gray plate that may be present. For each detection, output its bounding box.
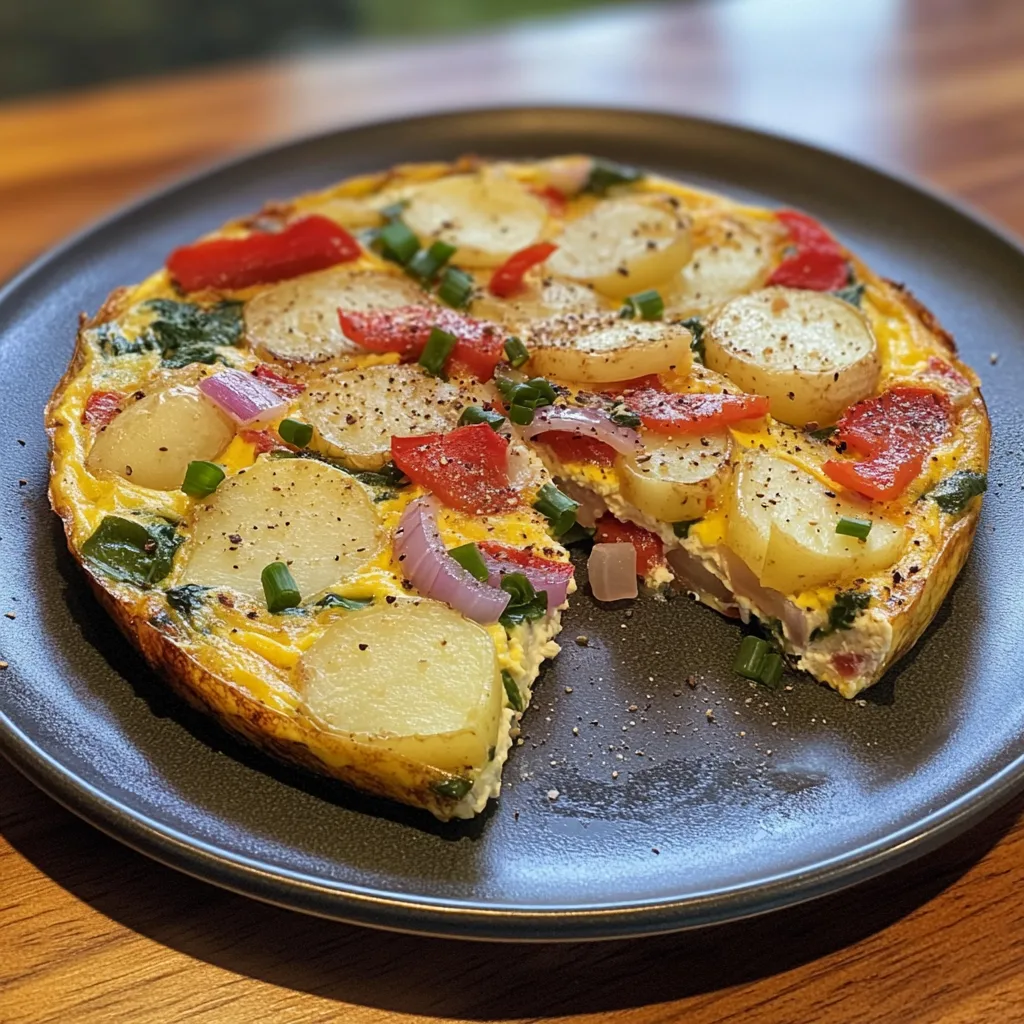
[0,107,1020,942]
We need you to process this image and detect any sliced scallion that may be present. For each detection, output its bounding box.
[437,266,475,309]
[835,516,872,540]
[458,405,505,430]
[261,561,301,613]
[622,289,664,321]
[504,336,530,368]
[181,460,225,498]
[378,219,419,265]
[759,652,784,689]
[277,418,313,448]
[406,240,457,283]
[378,201,407,222]
[534,483,579,537]
[448,542,489,582]
[508,403,535,426]
[418,327,457,377]
[733,635,769,681]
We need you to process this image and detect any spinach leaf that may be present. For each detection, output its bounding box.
[672,519,701,538]
[926,471,987,514]
[811,590,871,641]
[502,670,525,712]
[165,584,209,617]
[832,283,866,307]
[681,316,705,363]
[432,776,473,800]
[81,516,181,588]
[809,425,837,441]
[316,594,373,611]
[498,572,548,630]
[144,299,244,368]
[94,322,160,358]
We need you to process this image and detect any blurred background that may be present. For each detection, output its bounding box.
[0,0,638,100]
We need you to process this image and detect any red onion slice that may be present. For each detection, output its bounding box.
[519,406,642,454]
[199,369,289,427]
[394,497,511,625]
[588,543,638,601]
[480,553,573,610]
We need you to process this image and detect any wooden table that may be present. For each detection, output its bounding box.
[4,0,1024,1019]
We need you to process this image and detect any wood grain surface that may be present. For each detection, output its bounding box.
[4,0,1024,1020]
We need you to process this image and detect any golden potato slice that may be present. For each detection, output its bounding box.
[180,455,383,602]
[726,449,906,594]
[471,275,603,329]
[299,363,486,471]
[544,196,693,299]
[301,598,502,772]
[403,172,549,268]
[86,384,235,491]
[245,268,428,364]
[705,287,880,428]
[526,313,692,384]
[617,429,731,522]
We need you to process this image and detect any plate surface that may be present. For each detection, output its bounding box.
[1,107,1021,941]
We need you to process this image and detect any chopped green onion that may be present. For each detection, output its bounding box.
[437,266,475,309]
[448,542,489,582]
[433,776,473,800]
[458,405,505,430]
[502,669,525,712]
[261,561,300,613]
[758,652,784,689]
[526,377,558,404]
[499,573,548,629]
[378,220,419,265]
[418,326,458,376]
[733,635,769,680]
[504,336,530,368]
[534,483,579,537]
[406,240,457,283]
[181,460,225,497]
[835,516,872,540]
[508,403,536,426]
[378,201,407,222]
[622,289,664,321]
[585,158,642,195]
[277,418,313,448]
[672,520,699,538]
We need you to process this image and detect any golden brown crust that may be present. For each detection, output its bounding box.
[883,278,958,357]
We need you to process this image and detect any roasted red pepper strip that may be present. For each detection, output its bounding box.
[478,541,575,583]
[339,305,505,381]
[615,387,770,435]
[535,432,617,466]
[530,185,568,217]
[488,242,558,298]
[823,386,952,500]
[594,514,665,577]
[252,363,306,398]
[240,428,281,454]
[391,424,518,515]
[167,215,360,292]
[766,209,849,292]
[82,390,125,428]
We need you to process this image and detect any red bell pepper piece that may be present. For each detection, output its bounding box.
[391,424,518,515]
[82,390,125,428]
[594,514,665,577]
[766,209,849,292]
[530,185,568,217]
[615,387,770,435]
[240,429,281,453]
[823,386,952,500]
[488,243,558,299]
[251,363,306,398]
[339,306,506,381]
[167,215,360,292]
[535,432,617,466]
[477,541,575,583]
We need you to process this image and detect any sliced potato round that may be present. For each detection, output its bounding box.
[526,313,692,384]
[308,196,384,230]
[617,429,731,522]
[301,598,502,772]
[87,384,234,491]
[402,172,549,268]
[705,287,880,428]
[726,449,906,595]
[300,363,485,470]
[245,268,429,364]
[179,456,383,602]
[544,196,693,299]
[470,275,603,329]
[662,216,774,316]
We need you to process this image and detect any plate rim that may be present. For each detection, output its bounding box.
[2,103,1020,942]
